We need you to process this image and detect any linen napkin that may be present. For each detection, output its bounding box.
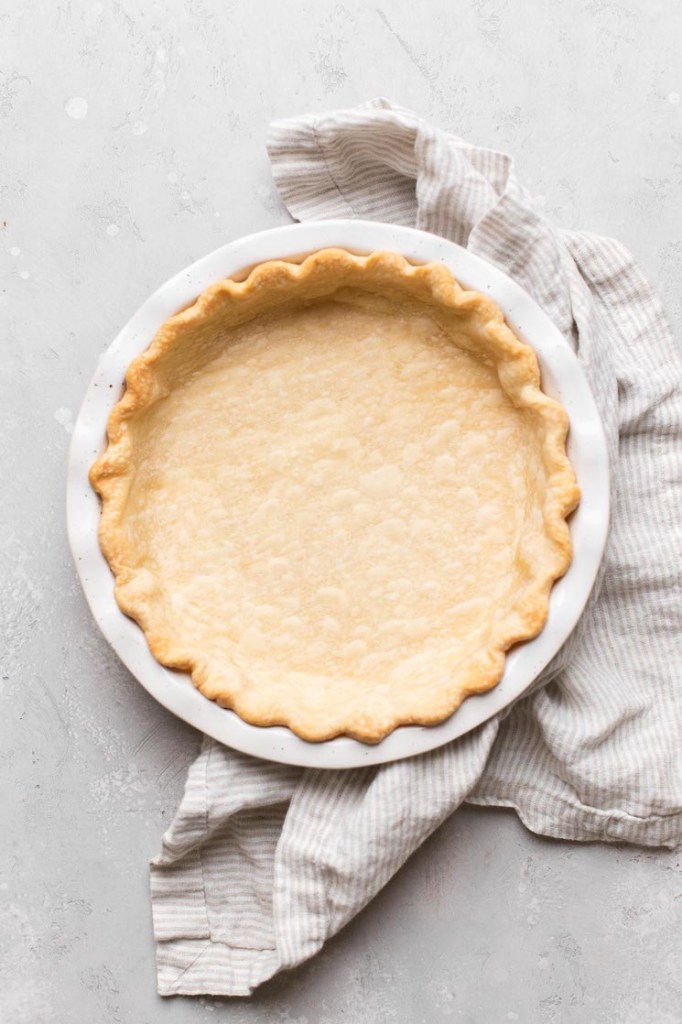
[150,99,682,997]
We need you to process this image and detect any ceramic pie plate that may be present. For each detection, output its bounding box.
[67,220,609,769]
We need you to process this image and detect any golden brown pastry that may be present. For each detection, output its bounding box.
[90,249,579,742]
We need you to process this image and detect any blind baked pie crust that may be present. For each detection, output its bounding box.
[90,249,580,743]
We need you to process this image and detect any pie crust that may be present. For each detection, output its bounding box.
[90,249,580,743]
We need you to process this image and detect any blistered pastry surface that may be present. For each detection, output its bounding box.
[90,251,579,742]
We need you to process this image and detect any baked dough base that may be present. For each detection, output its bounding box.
[91,250,579,742]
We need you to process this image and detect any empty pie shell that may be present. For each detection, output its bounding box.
[90,248,580,743]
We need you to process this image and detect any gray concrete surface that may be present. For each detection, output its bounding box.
[2,1,682,1021]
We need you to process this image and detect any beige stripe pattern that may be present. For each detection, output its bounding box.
[151,99,682,996]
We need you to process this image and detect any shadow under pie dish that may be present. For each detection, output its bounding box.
[90,248,580,743]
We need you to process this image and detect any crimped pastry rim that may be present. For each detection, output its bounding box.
[90,248,580,742]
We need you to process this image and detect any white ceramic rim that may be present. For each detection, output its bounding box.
[67,219,610,769]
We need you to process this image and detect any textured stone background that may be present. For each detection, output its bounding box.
[2,1,682,1022]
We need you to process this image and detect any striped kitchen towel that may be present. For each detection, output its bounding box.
[150,99,682,996]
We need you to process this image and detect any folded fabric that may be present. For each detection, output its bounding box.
[150,99,682,997]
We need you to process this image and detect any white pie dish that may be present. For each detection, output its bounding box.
[67,219,609,769]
